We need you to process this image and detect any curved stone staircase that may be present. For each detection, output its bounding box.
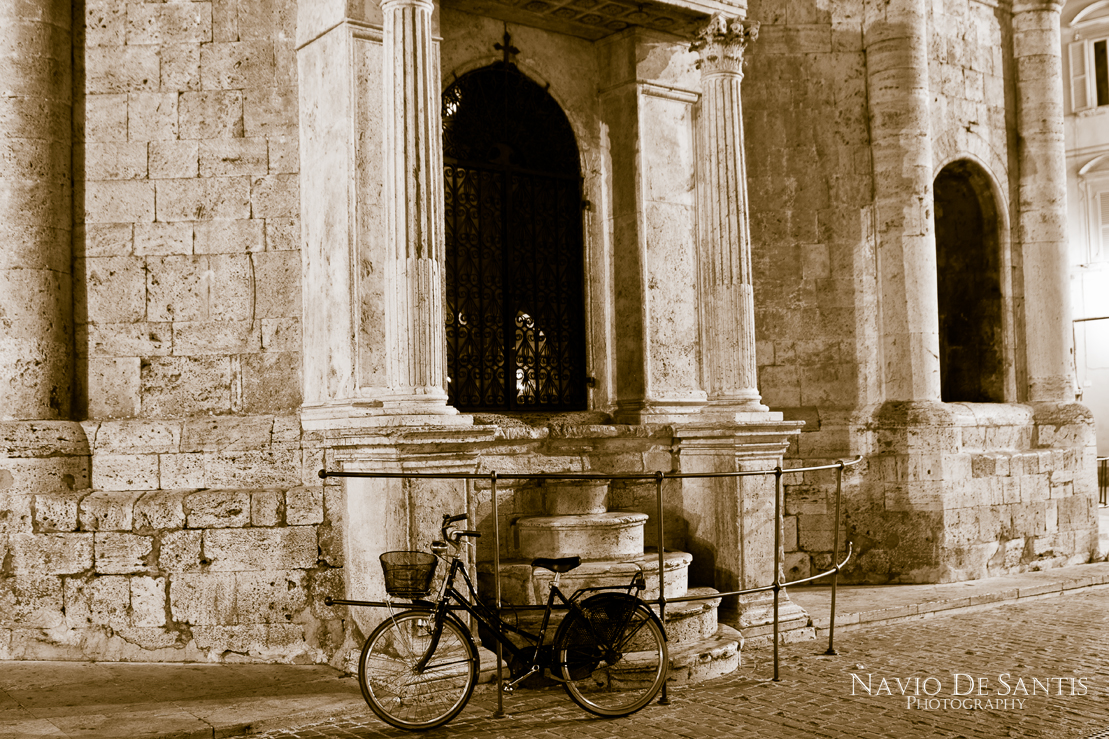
[479,481,743,685]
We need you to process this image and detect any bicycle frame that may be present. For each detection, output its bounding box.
[413,551,580,676]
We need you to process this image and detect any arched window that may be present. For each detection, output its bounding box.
[933,161,1005,403]
[442,63,587,411]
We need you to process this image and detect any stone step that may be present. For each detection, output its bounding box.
[652,587,721,644]
[541,481,609,515]
[476,612,741,690]
[478,549,693,606]
[476,645,507,684]
[516,511,648,561]
[497,585,722,648]
[666,624,743,686]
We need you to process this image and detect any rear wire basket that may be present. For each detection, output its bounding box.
[380,551,438,599]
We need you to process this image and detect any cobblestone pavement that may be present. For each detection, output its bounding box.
[254,588,1109,739]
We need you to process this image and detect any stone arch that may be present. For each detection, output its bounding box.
[932,158,1014,403]
[931,131,1012,214]
[442,57,589,176]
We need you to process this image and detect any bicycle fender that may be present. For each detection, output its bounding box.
[556,591,668,643]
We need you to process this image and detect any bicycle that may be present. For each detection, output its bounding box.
[348,512,669,731]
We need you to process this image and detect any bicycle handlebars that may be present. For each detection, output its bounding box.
[441,513,481,543]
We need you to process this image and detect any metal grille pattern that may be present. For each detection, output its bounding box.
[443,64,586,412]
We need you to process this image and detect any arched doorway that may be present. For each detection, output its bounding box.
[933,161,1005,403]
[442,63,586,412]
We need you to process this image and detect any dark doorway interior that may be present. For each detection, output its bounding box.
[933,162,1004,403]
[442,63,586,412]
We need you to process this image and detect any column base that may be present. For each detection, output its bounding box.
[613,396,707,424]
[719,591,813,645]
[699,396,771,421]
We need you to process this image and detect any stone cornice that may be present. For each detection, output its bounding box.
[1012,0,1063,13]
[690,14,759,75]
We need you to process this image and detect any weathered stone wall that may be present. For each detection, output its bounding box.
[74,1,301,419]
[745,0,878,422]
[745,0,1099,584]
[742,0,876,582]
[928,0,1014,187]
[0,1,334,665]
[0,415,351,664]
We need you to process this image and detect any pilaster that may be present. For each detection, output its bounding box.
[297,3,468,431]
[601,29,708,424]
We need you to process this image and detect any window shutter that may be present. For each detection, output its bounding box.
[1072,41,1091,112]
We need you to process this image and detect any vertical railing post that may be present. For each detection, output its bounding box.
[655,470,670,705]
[773,465,782,682]
[491,471,505,718]
[1099,457,1107,506]
[825,461,844,656]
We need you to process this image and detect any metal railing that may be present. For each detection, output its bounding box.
[321,455,861,709]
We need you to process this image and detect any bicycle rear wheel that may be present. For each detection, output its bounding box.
[554,592,668,717]
[358,609,478,730]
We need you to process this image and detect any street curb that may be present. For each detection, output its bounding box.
[806,577,1109,637]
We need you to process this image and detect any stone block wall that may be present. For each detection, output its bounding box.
[781,403,1099,584]
[929,0,1013,182]
[74,0,301,420]
[744,1,1099,584]
[744,0,879,420]
[0,416,354,664]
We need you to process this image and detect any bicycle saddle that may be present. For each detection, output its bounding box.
[531,556,581,573]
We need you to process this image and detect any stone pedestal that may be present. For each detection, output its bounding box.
[1013,0,1074,403]
[328,425,495,636]
[674,420,808,635]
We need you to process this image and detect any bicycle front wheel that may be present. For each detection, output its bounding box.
[555,593,668,717]
[358,609,478,731]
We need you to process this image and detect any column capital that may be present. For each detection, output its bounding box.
[690,14,759,75]
[381,0,434,12]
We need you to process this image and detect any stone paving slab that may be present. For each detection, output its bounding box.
[253,587,1109,739]
[4,561,1109,739]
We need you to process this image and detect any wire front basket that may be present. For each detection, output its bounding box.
[380,551,438,599]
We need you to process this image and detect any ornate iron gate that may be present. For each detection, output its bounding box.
[443,63,586,411]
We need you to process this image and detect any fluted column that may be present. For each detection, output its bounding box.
[0,1,72,420]
[692,15,767,417]
[381,0,454,414]
[1014,0,1073,402]
[863,0,941,402]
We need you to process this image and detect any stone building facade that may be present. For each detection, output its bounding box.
[1065,0,1109,453]
[0,0,1098,668]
